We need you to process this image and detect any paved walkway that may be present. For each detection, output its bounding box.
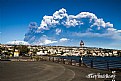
[0,61,121,81]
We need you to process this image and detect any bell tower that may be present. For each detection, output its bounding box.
[80,40,84,47]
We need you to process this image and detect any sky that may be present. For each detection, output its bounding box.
[0,0,121,49]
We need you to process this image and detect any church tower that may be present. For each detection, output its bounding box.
[80,40,84,47]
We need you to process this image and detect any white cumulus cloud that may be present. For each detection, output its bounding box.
[60,38,69,42]
[53,8,67,20]
[24,8,121,46]
[90,18,113,29]
[37,8,114,32]
[34,35,58,45]
[56,28,61,35]
[7,41,30,45]
[38,39,58,45]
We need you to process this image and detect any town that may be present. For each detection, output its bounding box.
[0,40,121,58]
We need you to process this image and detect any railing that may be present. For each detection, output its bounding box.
[1,56,121,71]
[45,56,85,67]
[44,56,121,71]
[82,59,121,71]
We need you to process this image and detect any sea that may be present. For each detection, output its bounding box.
[57,56,121,70]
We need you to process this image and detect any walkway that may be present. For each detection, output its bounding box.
[0,61,121,81]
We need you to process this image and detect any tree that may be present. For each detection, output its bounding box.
[18,45,30,56]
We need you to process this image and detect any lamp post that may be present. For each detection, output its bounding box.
[80,40,84,66]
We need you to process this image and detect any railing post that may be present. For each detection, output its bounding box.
[79,59,81,66]
[52,57,54,62]
[48,56,50,61]
[70,59,72,65]
[62,58,65,64]
[57,58,59,63]
[91,60,93,68]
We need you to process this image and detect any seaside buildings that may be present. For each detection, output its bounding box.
[0,41,121,57]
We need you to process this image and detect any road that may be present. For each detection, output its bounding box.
[0,61,121,81]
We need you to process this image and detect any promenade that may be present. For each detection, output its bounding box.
[0,61,121,81]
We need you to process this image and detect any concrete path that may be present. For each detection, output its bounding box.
[0,61,121,81]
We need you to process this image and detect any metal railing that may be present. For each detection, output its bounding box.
[46,56,121,71]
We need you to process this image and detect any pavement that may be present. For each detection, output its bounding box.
[0,61,121,81]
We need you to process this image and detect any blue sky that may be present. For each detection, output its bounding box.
[0,0,121,49]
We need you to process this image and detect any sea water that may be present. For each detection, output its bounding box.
[58,56,121,69]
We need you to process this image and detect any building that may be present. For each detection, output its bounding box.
[14,49,20,57]
[80,40,84,47]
